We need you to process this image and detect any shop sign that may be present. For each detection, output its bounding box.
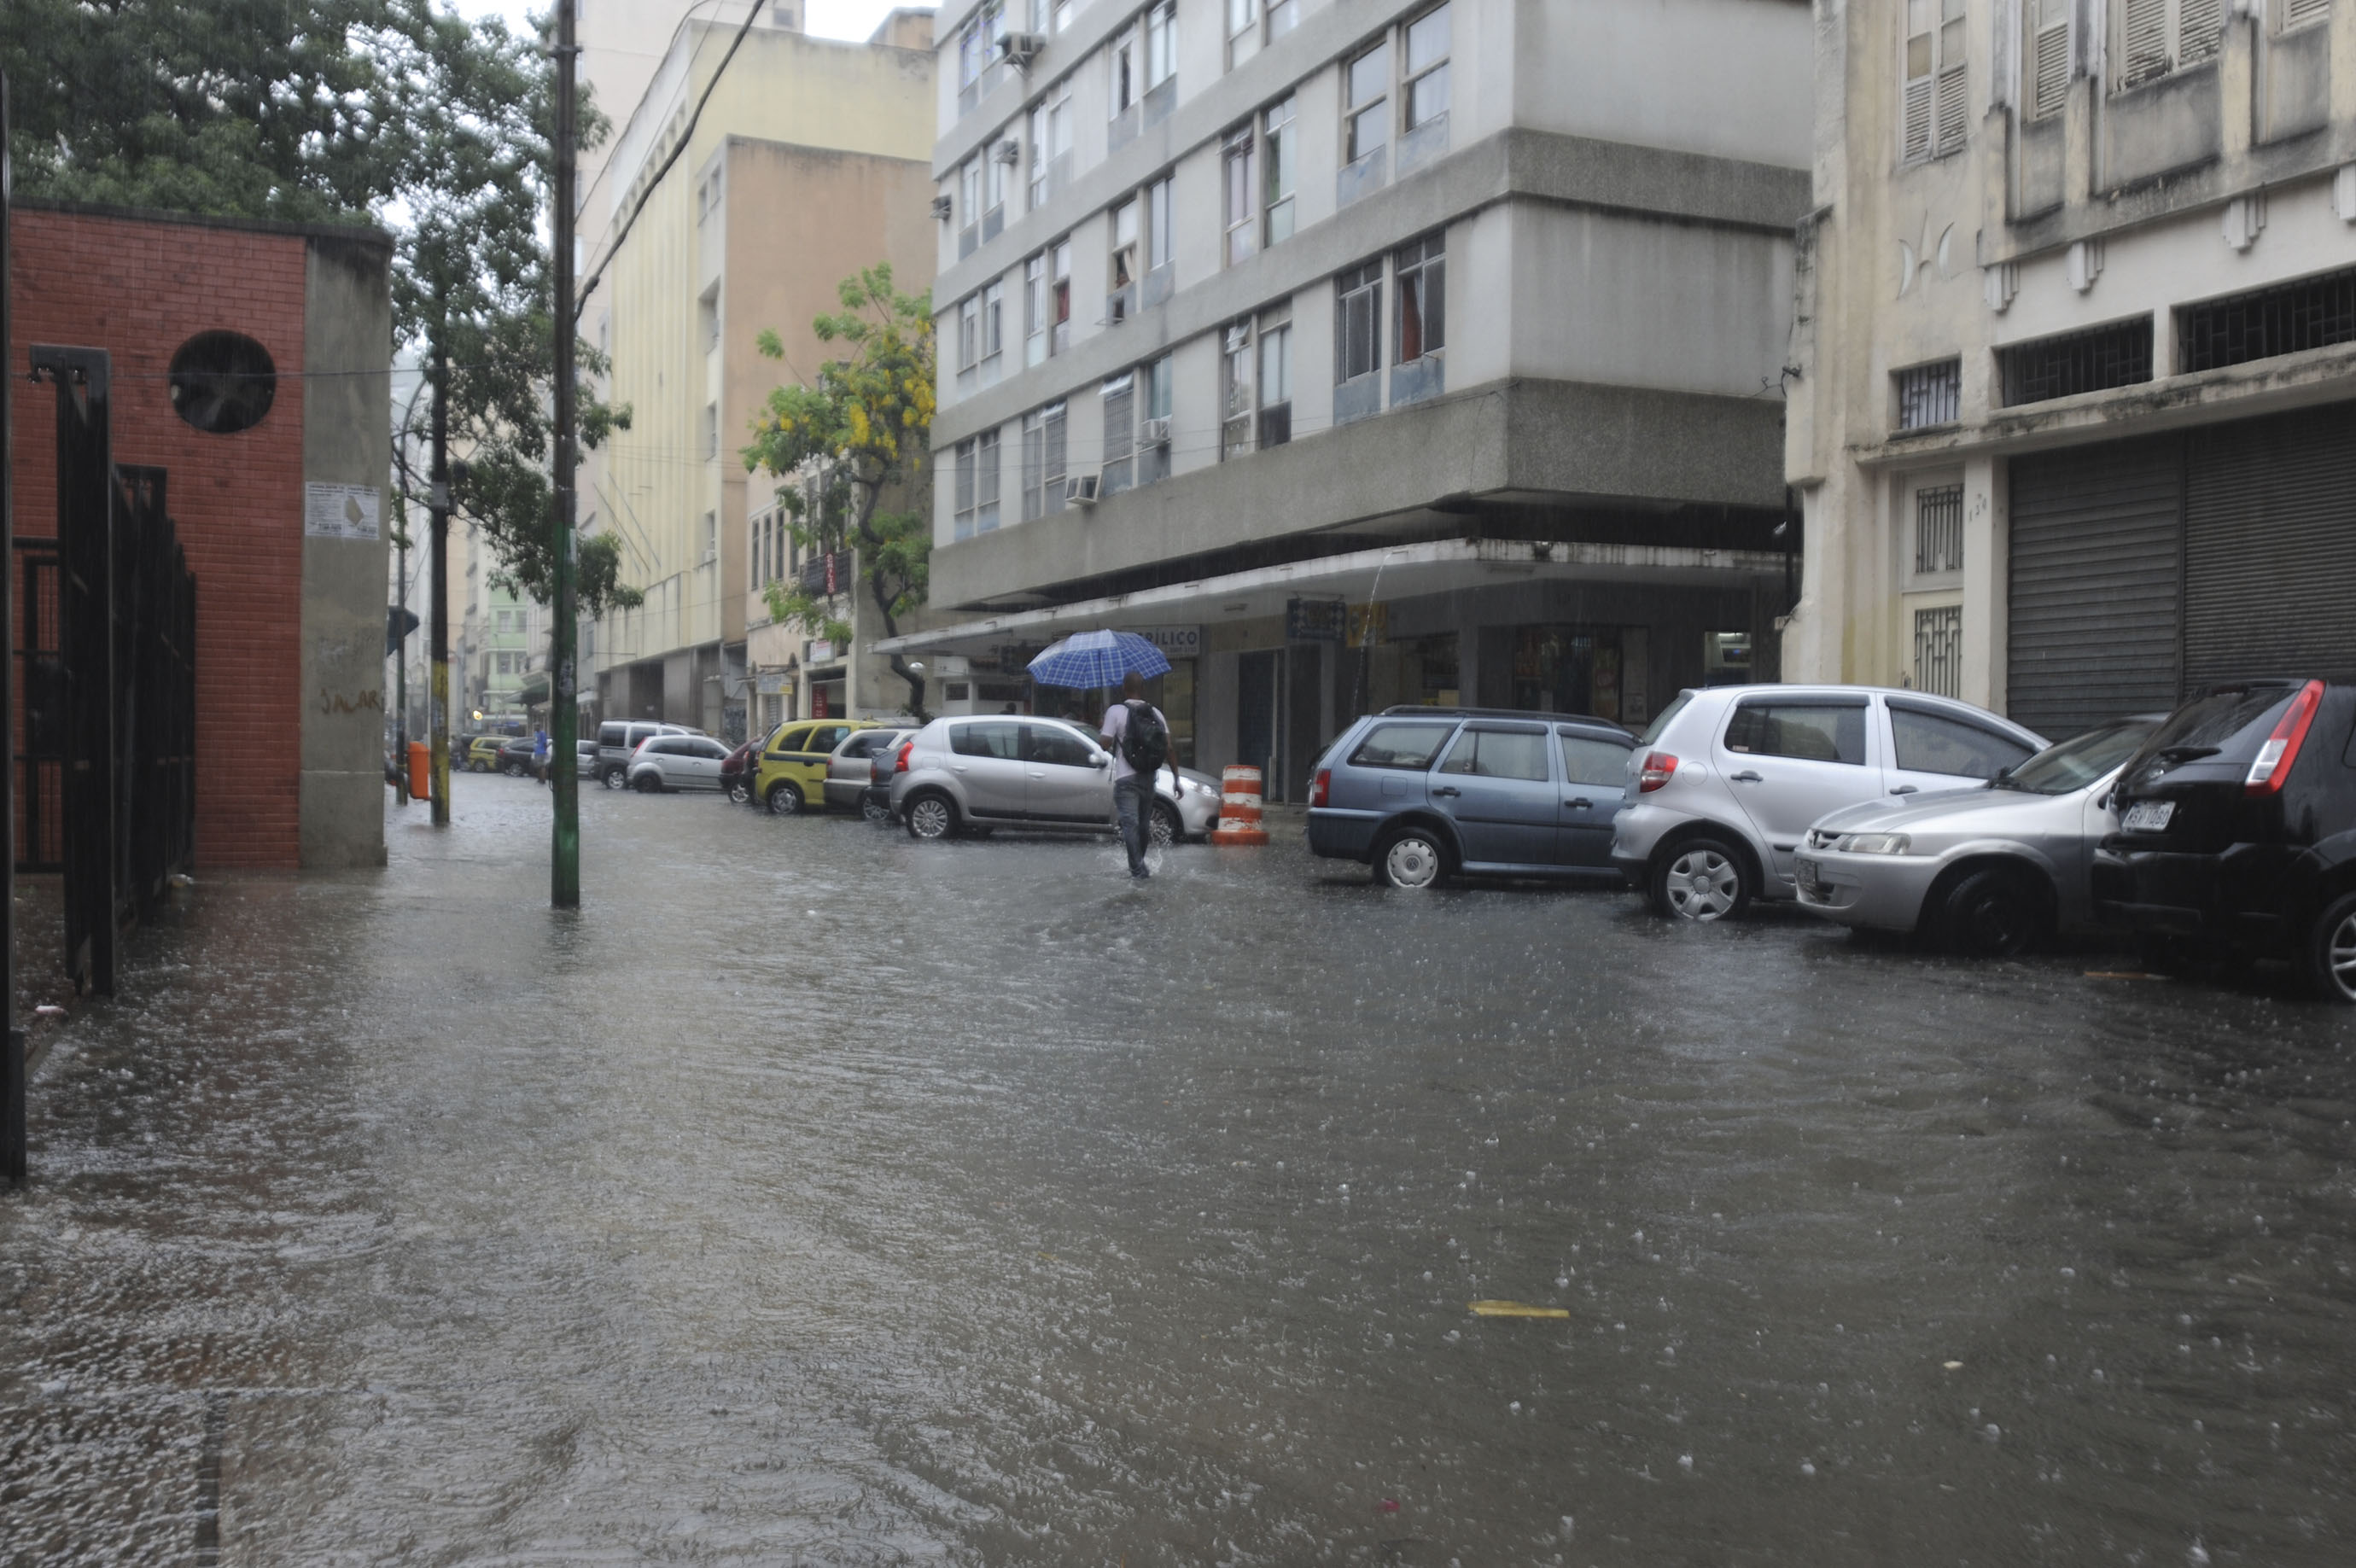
[808,638,836,663]
[935,654,972,677]
[755,672,790,695]
[1286,597,1346,643]
[1134,625,1202,658]
[1345,603,1389,647]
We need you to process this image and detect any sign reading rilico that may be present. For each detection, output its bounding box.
[1135,625,1202,658]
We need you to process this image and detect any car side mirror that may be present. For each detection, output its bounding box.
[1089,751,1110,768]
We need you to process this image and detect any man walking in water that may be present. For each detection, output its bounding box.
[1100,671,1171,880]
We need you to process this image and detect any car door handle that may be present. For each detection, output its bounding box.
[1889,784,1918,796]
[1729,770,1763,784]
[1432,785,1461,798]
[1565,797,1591,810]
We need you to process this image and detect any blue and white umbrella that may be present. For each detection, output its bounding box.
[1026,628,1171,689]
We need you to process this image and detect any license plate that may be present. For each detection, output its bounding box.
[2122,800,2175,833]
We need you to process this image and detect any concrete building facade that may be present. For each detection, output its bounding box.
[581,11,938,742]
[890,0,1814,796]
[1785,0,2356,736]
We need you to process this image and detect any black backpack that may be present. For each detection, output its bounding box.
[1119,699,1170,778]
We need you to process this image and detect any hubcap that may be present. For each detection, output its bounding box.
[910,798,950,838]
[1385,837,1439,889]
[1665,849,1739,920]
[768,785,799,815]
[2329,911,2356,1001]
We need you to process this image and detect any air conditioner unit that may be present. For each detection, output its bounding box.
[1064,472,1102,506]
[996,31,1046,67]
[1140,416,1171,448]
[993,138,1023,166]
[929,194,954,221]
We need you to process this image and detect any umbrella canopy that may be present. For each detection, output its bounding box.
[1027,629,1172,689]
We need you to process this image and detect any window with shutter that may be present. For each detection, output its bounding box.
[1903,0,1968,160]
[2028,0,2070,119]
[2282,0,2331,30]
[2117,0,2224,89]
[2178,0,2224,64]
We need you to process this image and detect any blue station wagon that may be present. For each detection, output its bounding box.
[1306,708,1636,888]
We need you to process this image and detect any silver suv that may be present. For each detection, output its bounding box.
[1609,685,2044,921]
[889,714,1222,842]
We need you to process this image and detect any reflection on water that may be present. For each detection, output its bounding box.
[3,780,2355,1564]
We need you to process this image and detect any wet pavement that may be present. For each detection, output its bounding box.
[4,774,2356,1565]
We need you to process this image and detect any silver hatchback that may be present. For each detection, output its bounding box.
[889,715,1221,842]
[625,733,734,791]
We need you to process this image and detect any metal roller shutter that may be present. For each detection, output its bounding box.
[2008,436,2184,735]
[2184,404,2356,690]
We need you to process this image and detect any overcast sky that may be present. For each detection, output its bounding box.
[451,0,916,44]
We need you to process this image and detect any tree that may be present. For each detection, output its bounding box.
[2,0,642,616]
[743,265,937,718]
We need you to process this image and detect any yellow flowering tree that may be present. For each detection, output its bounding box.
[743,265,936,716]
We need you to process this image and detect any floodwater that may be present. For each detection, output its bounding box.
[4,777,2355,1565]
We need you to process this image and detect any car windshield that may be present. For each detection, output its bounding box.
[1995,720,2155,795]
[2120,685,2303,774]
[1636,691,1693,748]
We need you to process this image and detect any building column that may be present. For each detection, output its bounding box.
[1960,454,2009,714]
[1782,468,1857,683]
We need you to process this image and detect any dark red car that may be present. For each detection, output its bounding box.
[720,737,759,805]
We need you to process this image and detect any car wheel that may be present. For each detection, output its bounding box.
[1376,827,1448,889]
[727,779,751,805]
[1939,866,2048,958]
[862,797,892,826]
[905,791,954,841]
[765,780,804,817]
[633,772,662,793]
[2303,891,2356,1006]
[1650,837,1751,922]
[601,766,627,790]
[503,761,524,778]
[1150,801,1183,848]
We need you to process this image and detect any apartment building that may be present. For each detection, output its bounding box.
[581,10,936,740]
[890,0,1813,796]
[1785,0,2356,736]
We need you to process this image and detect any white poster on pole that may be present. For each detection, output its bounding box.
[305,482,382,541]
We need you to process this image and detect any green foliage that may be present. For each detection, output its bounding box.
[1,0,642,617]
[744,265,936,715]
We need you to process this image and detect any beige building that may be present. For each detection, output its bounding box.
[1786,0,2356,737]
[582,9,938,738]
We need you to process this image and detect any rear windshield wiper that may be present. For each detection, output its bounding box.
[2151,744,2220,763]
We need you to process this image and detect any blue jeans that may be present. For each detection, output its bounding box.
[1114,775,1152,877]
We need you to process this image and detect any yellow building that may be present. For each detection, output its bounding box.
[582,9,938,737]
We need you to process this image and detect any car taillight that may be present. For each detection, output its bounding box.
[1308,767,1331,807]
[1637,751,1678,793]
[2245,679,2324,796]
[895,741,914,774]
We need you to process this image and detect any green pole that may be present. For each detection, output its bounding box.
[550,0,581,907]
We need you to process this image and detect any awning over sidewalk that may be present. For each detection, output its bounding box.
[874,536,1787,656]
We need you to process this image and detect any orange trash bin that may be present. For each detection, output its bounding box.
[407,741,430,800]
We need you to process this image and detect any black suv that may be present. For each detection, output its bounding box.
[2093,678,2356,1003]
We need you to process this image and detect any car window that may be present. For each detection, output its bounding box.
[1889,705,2033,779]
[769,726,811,755]
[598,724,624,747]
[1999,720,2155,796]
[805,725,851,753]
[952,721,1022,760]
[1558,732,1631,788]
[841,732,888,759]
[696,739,729,759]
[1724,701,1867,766]
[2126,684,2306,772]
[1024,723,1096,767]
[1346,720,1458,771]
[1437,726,1551,782]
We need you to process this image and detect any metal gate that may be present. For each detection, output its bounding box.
[2183,403,2356,690]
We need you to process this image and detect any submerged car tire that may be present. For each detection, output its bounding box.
[904,791,955,841]
[601,765,627,790]
[726,779,751,805]
[2302,891,2356,1006]
[1375,827,1449,890]
[1939,865,2049,958]
[503,761,526,778]
[861,796,893,826]
[633,772,662,793]
[1150,801,1182,848]
[1650,837,1752,922]
[766,780,804,816]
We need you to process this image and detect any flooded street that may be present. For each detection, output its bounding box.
[5,777,2356,1565]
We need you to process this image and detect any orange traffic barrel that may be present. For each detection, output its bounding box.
[1209,764,1269,846]
[407,740,430,799]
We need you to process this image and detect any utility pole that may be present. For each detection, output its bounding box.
[429,335,452,825]
[2,67,22,1186]
[394,498,410,805]
[550,0,582,906]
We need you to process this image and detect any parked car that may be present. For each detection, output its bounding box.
[625,732,736,792]
[1793,716,2159,953]
[1305,708,1636,888]
[494,737,539,778]
[889,715,1222,842]
[719,738,759,804]
[826,727,914,819]
[575,738,600,779]
[595,720,699,790]
[754,719,875,815]
[1611,685,2046,922]
[464,736,505,772]
[2093,678,2356,1003]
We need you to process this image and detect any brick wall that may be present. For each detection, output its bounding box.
[8,206,310,869]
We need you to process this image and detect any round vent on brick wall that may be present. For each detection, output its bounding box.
[168,330,277,434]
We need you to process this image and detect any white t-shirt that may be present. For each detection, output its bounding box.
[1099,700,1169,783]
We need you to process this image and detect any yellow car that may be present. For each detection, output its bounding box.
[754,718,883,815]
[464,736,506,772]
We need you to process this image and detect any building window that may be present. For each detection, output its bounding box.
[1893,358,1961,428]
[1029,79,1071,210]
[1021,239,1071,362]
[1913,605,1964,698]
[1222,124,1257,265]
[959,157,982,253]
[1022,401,1068,520]
[699,402,719,459]
[702,510,718,562]
[496,650,517,676]
[1109,196,1140,320]
[1915,484,1964,574]
[1404,4,1449,131]
[1101,372,1136,493]
[1259,306,1293,448]
[1145,1,1176,90]
[980,280,1005,379]
[953,431,1003,539]
[1140,354,1173,485]
[1222,321,1255,458]
[1395,233,1444,362]
[1146,175,1174,271]
[1263,96,1297,245]
[2281,0,2332,32]
[2026,0,2071,119]
[959,1,1006,112]
[983,137,1009,230]
[1903,0,1968,160]
[1346,38,1391,164]
[1228,0,1259,67]
[1998,318,2153,405]
[2177,264,2356,373]
[2116,0,2225,90]
[1337,259,1384,385]
[957,293,981,376]
[1110,26,1138,117]
[698,288,720,352]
